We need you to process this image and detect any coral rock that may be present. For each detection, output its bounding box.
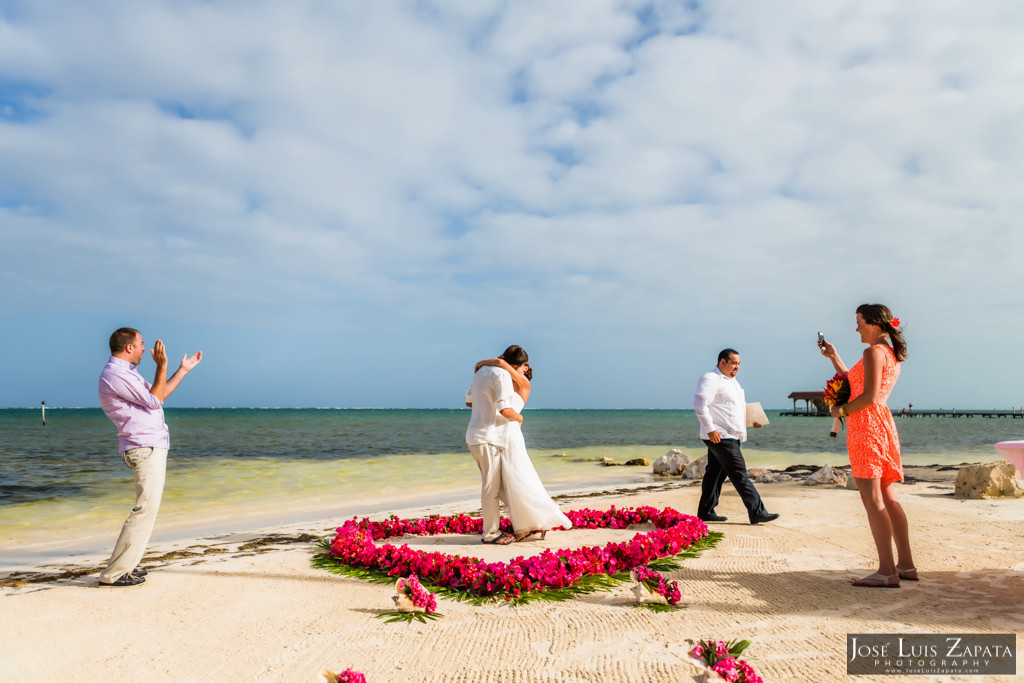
[625,458,651,467]
[954,461,1024,499]
[681,455,708,480]
[805,464,848,486]
[755,472,794,484]
[653,449,691,476]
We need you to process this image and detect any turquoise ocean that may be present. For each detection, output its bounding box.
[1,408,1020,568]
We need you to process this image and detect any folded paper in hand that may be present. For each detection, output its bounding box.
[746,402,769,428]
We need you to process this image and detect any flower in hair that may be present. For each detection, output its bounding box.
[890,317,901,329]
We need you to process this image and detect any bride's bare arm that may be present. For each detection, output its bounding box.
[475,357,531,400]
[474,358,502,373]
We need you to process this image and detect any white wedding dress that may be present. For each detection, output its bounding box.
[501,393,573,533]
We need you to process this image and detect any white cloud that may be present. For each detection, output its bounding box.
[1,0,1023,407]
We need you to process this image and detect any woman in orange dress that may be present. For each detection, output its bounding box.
[819,303,916,588]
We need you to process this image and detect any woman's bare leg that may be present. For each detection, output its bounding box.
[854,476,896,575]
[880,479,915,572]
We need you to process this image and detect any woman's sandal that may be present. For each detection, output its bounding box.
[852,572,900,588]
[896,567,919,581]
[513,530,548,542]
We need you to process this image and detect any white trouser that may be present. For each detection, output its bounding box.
[99,447,168,583]
[469,443,508,540]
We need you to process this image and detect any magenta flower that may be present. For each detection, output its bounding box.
[326,668,367,683]
[398,574,438,612]
[631,565,682,605]
[713,657,741,682]
[691,638,762,683]
[325,506,708,602]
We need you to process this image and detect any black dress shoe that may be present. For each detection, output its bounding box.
[698,513,728,522]
[750,512,780,524]
[100,572,146,587]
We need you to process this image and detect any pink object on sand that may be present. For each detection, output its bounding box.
[994,440,1024,476]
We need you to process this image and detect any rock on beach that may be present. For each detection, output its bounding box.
[652,449,691,476]
[681,455,707,480]
[747,467,792,483]
[954,461,1024,499]
[804,465,848,487]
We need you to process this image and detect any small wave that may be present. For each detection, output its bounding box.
[0,483,85,505]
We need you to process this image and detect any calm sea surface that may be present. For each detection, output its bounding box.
[1,408,1019,567]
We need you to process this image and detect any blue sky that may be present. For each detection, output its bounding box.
[2,1,1023,409]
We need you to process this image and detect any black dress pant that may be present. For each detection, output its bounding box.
[697,438,768,522]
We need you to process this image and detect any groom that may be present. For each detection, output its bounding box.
[465,344,528,545]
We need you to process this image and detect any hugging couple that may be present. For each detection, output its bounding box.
[465,345,572,545]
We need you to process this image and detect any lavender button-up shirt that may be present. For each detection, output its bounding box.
[98,357,169,453]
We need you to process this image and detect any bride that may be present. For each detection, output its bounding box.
[475,357,573,542]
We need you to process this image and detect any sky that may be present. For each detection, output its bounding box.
[2,0,1023,410]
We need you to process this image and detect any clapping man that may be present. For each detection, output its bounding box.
[97,328,203,586]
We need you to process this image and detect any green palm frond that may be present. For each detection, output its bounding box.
[376,610,444,624]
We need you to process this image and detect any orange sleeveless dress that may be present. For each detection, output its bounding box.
[846,344,903,481]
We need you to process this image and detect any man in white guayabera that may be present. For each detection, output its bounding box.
[693,348,779,525]
[465,344,528,546]
[96,328,203,586]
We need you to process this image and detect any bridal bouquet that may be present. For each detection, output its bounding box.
[689,639,763,683]
[822,372,851,438]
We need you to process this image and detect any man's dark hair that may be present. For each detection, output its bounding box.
[500,344,529,366]
[110,328,141,354]
[717,348,739,364]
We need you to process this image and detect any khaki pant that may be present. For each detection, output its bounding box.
[469,443,508,541]
[99,447,168,584]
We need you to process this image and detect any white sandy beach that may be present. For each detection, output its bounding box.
[2,466,1023,682]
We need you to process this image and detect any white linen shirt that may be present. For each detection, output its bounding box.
[693,367,747,442]
[465,365,516,448]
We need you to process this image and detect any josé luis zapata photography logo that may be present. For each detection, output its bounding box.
[847,633,1016,676]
